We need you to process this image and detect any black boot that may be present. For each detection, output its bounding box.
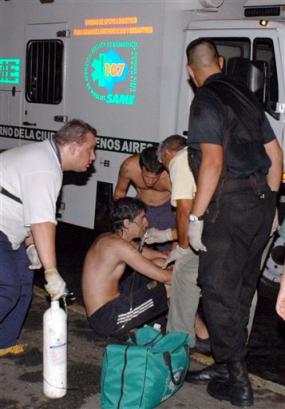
[185,363,229,384]
[207,360,254,407]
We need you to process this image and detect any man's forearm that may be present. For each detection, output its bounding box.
[192,169,220,216]
[267,160,283,193]
[265,139,283,192]
[113,187,126,200]
[176,204,191,248]
[276,267,285,319]
[31,222,57,270]
[192,144,223,216]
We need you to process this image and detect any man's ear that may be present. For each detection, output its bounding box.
[187,64,199,88]
[69,141,79,155]
[186,64,194,79]
[218,56,224,71]
[123,219,130,230]
[163,149,172,168]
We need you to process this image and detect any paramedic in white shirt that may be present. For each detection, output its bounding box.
[0,118,96,357]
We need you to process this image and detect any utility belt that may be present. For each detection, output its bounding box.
[208,173,268,223]
[220,173,268,198]
[0,186,22,204]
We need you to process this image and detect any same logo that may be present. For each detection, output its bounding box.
[84,42,138,105]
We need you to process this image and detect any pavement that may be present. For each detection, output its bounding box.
[1,287,285,409]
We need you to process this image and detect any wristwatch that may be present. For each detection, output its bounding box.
[189,213,204,222]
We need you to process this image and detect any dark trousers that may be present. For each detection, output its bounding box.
[146,201,176,252]
[0,232,34,348]
[88,273,168,337]
[198,185,275,363]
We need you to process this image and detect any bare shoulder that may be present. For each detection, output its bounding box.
[159,169,172,189]
[83,233,123,272]
[93,233,135,253]
[85,233,118,256]
[119,155,140,176]
[98,232,124,247]
[161,169,171,181]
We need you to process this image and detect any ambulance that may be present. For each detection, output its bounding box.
[0,0,284,240]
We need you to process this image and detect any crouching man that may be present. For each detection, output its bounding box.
[82,197,172,338]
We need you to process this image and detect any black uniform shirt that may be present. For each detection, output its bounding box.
[187,73,276,178]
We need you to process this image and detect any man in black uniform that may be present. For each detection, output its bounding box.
[185,39,283,407]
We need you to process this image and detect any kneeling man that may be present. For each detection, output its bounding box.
[82,197,172,337]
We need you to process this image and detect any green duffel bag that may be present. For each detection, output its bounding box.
[100,325,190,409]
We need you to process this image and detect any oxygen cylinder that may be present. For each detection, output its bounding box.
[43,300,67,398]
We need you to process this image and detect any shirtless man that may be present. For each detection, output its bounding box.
[82,197,172,337]
[114,146,175,251]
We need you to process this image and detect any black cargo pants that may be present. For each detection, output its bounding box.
[198,182,276,363]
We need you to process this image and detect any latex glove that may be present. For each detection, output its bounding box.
[145,227,173,245]
[188,220,207,252]
[163,245,190,268]
[44,268,66,300]
[26,244,42,270]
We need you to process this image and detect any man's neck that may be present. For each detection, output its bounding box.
[196,67,222,87]
[118,230,132,242]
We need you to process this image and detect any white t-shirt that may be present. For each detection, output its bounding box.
[0,140,62,249]
[169,147,196,207]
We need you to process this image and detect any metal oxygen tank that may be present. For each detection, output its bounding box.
[43,299,67,398]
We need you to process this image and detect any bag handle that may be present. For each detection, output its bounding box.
[163,345,189,386]
[129,331,162,347]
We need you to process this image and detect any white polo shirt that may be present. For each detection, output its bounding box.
[0,140,62,249]
[168,147,196,207]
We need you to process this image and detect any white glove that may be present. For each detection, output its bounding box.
[44,268,66,300]
[145,228,173,245]
[26,244,42,270]
[188,220,207,252]
[163,245,191,268]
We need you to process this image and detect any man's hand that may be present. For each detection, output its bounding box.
[276,271,285,320]
[26,244,42,270]
[44,268,66,300]
[188,220,207,252]
[145,228,173,245]
[276,285,285,320]
[163,245,190,267]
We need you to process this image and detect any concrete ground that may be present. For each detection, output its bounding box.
[1,288,285,409]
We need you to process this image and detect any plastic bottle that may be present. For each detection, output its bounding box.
[43,300,67,398]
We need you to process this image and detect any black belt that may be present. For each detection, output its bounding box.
[222,174,267,196]
[0,187,22,204]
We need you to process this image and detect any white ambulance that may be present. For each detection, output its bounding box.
[0,0,284,236]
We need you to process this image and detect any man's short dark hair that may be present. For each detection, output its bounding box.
[186,38,219,68]
[139,146,165,174]
[111,197,146,233]
[54,118,97,145]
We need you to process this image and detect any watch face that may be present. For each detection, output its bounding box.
[190,214,198,222]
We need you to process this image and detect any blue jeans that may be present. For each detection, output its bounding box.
[0,232,34,348]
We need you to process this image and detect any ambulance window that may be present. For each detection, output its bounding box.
[25,39,63,104]
[210,38,250,72]
[253,38,278,106]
